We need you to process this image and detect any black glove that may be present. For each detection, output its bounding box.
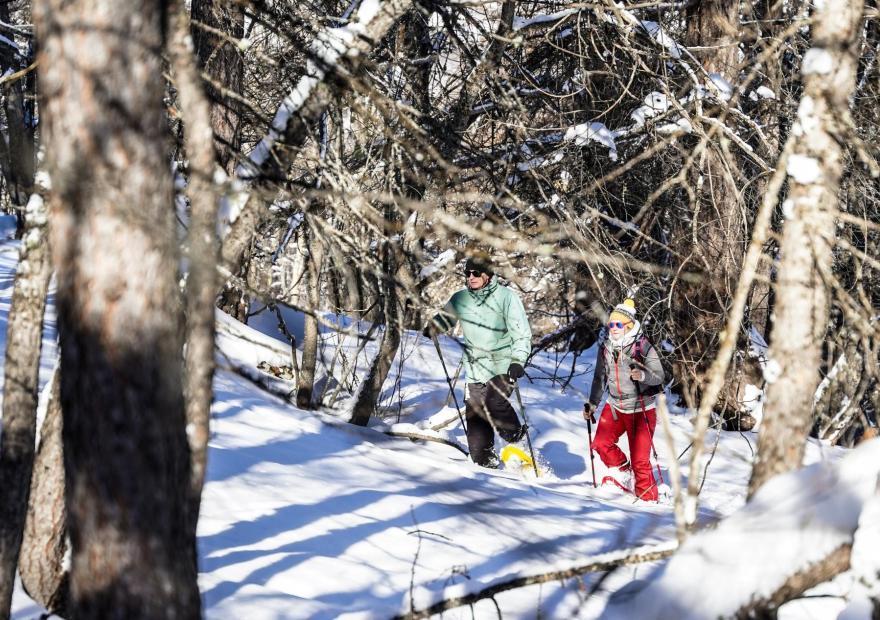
[422,323,436,339]
[583,402,597,422]
[507,362,525,381]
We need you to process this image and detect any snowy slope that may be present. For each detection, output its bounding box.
[4,240,856,619]
[200,313,692,619]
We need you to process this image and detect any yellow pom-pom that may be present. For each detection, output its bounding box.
[609,298,637,325]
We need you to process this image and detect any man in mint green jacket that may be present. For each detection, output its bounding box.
[425,257,532,467]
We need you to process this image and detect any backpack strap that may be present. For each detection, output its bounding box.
[631,335,661,397]
[631,334,650,363]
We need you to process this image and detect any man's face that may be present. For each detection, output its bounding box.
[466,269,490,290]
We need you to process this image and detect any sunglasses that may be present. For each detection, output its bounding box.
[465,270,486,277]
[607,321,630,329]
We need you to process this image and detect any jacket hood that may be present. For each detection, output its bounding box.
[608,320,642,350]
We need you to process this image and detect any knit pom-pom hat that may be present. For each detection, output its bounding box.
[608,298,637,326]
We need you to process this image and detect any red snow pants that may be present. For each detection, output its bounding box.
[591,403,658,501]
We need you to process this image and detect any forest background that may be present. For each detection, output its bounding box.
[0,0,878,616]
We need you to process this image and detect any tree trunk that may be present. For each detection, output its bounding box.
[350,241,401,426]
[675,0,747,417]
[0,0,36,212]
[169,0,221,540]
[746,0,786,342]
[34,0,202,613]
[749,0,864,496]
[0,190,52,620]
[296,222,324,409]
[190,0,245,324]
[218,271,251,322]
[190,0,244,173]
[18,371,68,618]
[686,0,741,74]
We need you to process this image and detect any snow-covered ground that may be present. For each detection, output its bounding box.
[4,239,868,619]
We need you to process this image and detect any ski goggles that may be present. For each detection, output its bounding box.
[607,321,632,329]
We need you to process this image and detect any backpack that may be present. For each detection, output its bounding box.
[631,335,663,397]
[600,333,664,397]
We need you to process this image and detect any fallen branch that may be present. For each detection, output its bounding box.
[383,430,469,457]
[217,353,295,403]
[733,544,853,619]
[394,541,678,620]
[427,410,463,432]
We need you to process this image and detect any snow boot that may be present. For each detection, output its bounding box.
[600,463,633,495]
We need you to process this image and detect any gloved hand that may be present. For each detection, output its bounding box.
[507,362,525,381]
[422,323,436,339]
[630,367,645,382]
[583,402,597,422]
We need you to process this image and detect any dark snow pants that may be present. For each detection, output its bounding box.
[465,375,524,466]
[591,403,658,501]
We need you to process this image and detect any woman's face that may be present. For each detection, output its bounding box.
[608,320,632,338]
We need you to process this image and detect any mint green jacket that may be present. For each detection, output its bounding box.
[432,276,532,384]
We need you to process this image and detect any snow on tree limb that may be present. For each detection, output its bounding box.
[840,479,880,617]
[218,0,413,260]
[531,2,763,166]
[733,544,853,618]
[600,439,880,619]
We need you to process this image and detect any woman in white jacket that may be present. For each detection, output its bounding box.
[584,298,664,501]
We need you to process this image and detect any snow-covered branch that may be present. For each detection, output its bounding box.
[397,541,678,620]
[602,439,880,618]
[218,0,414,274]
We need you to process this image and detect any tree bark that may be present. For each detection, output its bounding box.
[190,0,244,173]
[0,0,36,212]
[675,0,747,417]
[0,190,52,620]
[733,544,853,618]
[749,0,864,496]
[686,0,741,75]
[169,0,222,540]
[350,241,401,426]
[18,371,68,618]
[296,222,324,409]
[189,0,245,322]
[34,0,202,613]
[746,0,786,341]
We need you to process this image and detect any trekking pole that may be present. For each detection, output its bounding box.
[443,357,465,409]
[511,382,540,477]
[431,333,467,433]
[638,392,665,486]
[584,404,597,488]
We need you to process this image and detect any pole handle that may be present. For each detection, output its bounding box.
[583,402,596,424]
